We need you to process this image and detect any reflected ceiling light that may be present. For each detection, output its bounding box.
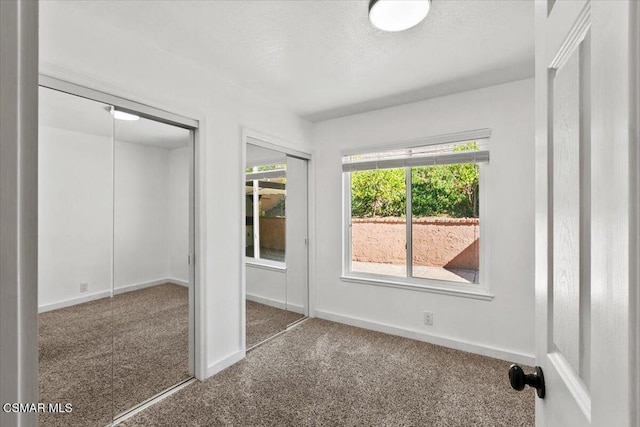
[369,0,431,32]
[109,106,140,121]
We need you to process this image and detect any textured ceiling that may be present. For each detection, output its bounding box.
[40,0,534,122]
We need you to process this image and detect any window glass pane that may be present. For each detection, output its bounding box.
[411,158,480,284]
[258,177,286,262]
[350,168,406,277]
[256,163,285,172]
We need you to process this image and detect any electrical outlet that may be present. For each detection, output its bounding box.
[423,311,433,326]
[80,282,89,293]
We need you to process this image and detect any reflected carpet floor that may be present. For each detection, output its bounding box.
[124,318,534,427]
[246,300,305,348]
[39,284,189,427]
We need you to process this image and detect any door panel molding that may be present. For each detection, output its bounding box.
[548,352,590,420]
[536,0,639,425]
[547,1,590,69]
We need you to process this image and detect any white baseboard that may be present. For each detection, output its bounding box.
[206,350,245,379]
[38,290,112,313]
[286,303,304,315]
[167,277,189,287]
[246,293,284,309]
[314,309,535,366]
[113,278,172,295]
[39,278,189,313]
[246,293,304,314]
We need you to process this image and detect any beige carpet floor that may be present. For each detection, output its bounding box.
[123,318,534,427]
[246,300,305,348]
[39,283,190,427]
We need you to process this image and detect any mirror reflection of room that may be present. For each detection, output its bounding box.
[112,111,193,417]
[37,86,194,426]
[245,143,307,348]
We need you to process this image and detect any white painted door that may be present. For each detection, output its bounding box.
[533,1,638,426]
[285,155,308,316]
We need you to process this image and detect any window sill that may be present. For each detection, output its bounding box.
[245,258,286,272]
[339,275,494,301]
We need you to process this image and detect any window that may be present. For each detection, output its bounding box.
[343,134,489,291]
[246,164,286,264]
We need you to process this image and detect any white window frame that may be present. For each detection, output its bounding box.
[340,129,494,301]
[245,165,287,270]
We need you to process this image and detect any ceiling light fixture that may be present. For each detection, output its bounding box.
[109,106,140,121]
[369,0,431,32]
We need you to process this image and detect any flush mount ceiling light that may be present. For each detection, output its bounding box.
[369,0,431,32]
[109,106,140,121]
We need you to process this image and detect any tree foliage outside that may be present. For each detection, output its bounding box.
[351,168,406,217]
[351,143,479,219]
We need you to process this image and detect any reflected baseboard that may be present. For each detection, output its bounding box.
[38,290,112,313]
[166,277,188,287]
[246,293,304,314]
[38,277,189,313]
[114,278,188,295]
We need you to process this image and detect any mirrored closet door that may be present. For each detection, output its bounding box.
[38,87,116,427]
[244,143,308,349]
[38,86,195,426]
[112,115,193,416]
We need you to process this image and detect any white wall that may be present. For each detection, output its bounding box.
[168,146,190,283]
[312,79,535,363]
[38,127,190,311]
[113,141,170,290]
[38,126,113,309]
[40,7,313,377]
[246,266,286,309]
[245,264,306,315]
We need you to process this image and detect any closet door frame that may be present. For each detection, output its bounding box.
[0,2,38,426]
[240,127,313,352]
[38,75,203,384]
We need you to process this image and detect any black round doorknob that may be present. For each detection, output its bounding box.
[509,364,545,399]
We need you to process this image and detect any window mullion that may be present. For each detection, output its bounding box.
[345,172,353,275]
[405,167,413,278]
[253,175,260,259]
